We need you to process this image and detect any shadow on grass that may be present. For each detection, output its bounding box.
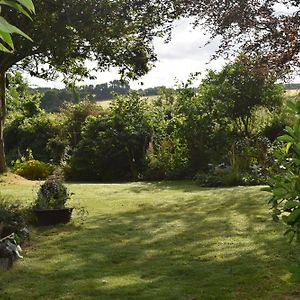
[2,184,300,300]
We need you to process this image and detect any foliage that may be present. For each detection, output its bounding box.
[198,55,284,135]
[33,175,72,209]
[144,88,190,180]
[0,0,34,52]
[178,1,300,75]
[174,78,231,170]
[12,149,52,180]
[60,101,103,150]
[269,100,300,241]
[5,111,62,163]
[0,0,180,174]
[145,136,189,180]
[195,171,243,188]
[0,194,29,239]
[66,93,153,181]
[0,1,177,78]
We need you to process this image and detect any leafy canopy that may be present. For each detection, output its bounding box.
[198,55,284,134]
[0,0,177,79]
[177,0,300,75]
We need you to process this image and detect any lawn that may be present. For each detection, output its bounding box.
[1,180,300,300]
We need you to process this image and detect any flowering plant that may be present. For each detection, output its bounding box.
[33,176,73,209]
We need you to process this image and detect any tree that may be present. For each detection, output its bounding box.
[0,0,35,172]
[0,0,177,173]
[178,0,300,74]
[199,56,284,135]
[67,93,153,181]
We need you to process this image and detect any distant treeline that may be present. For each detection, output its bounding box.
[283,83,300,90]
[33,80,166,112]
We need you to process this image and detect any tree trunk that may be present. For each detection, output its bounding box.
[0,70,6,173]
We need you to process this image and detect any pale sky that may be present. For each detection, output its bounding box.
[25,4,300,89]
[26,19,227,90]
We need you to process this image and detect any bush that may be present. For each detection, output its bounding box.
[268,100,300,242]
[13,150,53,180]
[144,137,189,180]
[0,195,29,240]
[195,163,269,187]
[33,175,72,209]
[66,93,153,181]
[195,171,243,187]
[5,112,63,164]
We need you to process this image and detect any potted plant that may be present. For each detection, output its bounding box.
[32,175,74,226]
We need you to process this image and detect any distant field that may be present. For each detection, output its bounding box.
[285,89,300,98]
[95,89,300,109]
[96,95,159,109]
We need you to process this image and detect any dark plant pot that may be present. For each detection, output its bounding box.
[33,208,73,226]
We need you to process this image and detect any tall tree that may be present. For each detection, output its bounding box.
[0,0,177,173]
[178,0,300,74]
[199,55,284,135]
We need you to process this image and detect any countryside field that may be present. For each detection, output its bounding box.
[1,180,300,299]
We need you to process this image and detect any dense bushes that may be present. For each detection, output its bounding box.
[4,64,287,184]
[65,93,153,181]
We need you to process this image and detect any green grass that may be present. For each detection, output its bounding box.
[1,181,300,299]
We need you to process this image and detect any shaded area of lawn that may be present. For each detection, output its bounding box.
[1,181,300,299]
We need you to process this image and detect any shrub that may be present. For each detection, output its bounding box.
[0,195,29,240]
[66,93,153,181]
[268,100,300,241]
[195,170,243,187]
[195,163,269,187]
[5,112,62,164]
[13,150,53,180]
[144,137,189,180]
[33,176,72,209]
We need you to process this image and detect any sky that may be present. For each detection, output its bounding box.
[24,3,300,90]
[26,19,227,90]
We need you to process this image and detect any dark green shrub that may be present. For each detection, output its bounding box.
[60,101,103,149]
[5,112,62,164]
[195,170,243,187]
[66,93,153,181]
[268,100,300,241]
[0,195,29,239]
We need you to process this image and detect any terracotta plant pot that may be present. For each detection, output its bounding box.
[33,208,73,226]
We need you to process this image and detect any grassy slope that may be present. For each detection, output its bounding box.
[1,181,300,300]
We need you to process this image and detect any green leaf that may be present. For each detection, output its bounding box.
[0,0,32,19]
[0,41,12,52]
[0,29,13,48]
[0,16,32,41]
[285,142,292,154]
[287,101,296,112]
[278,134,294,143]
[15,0,35,13]
[284,201,300,210]
[284,208,300,225]
[273,187,288,199]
